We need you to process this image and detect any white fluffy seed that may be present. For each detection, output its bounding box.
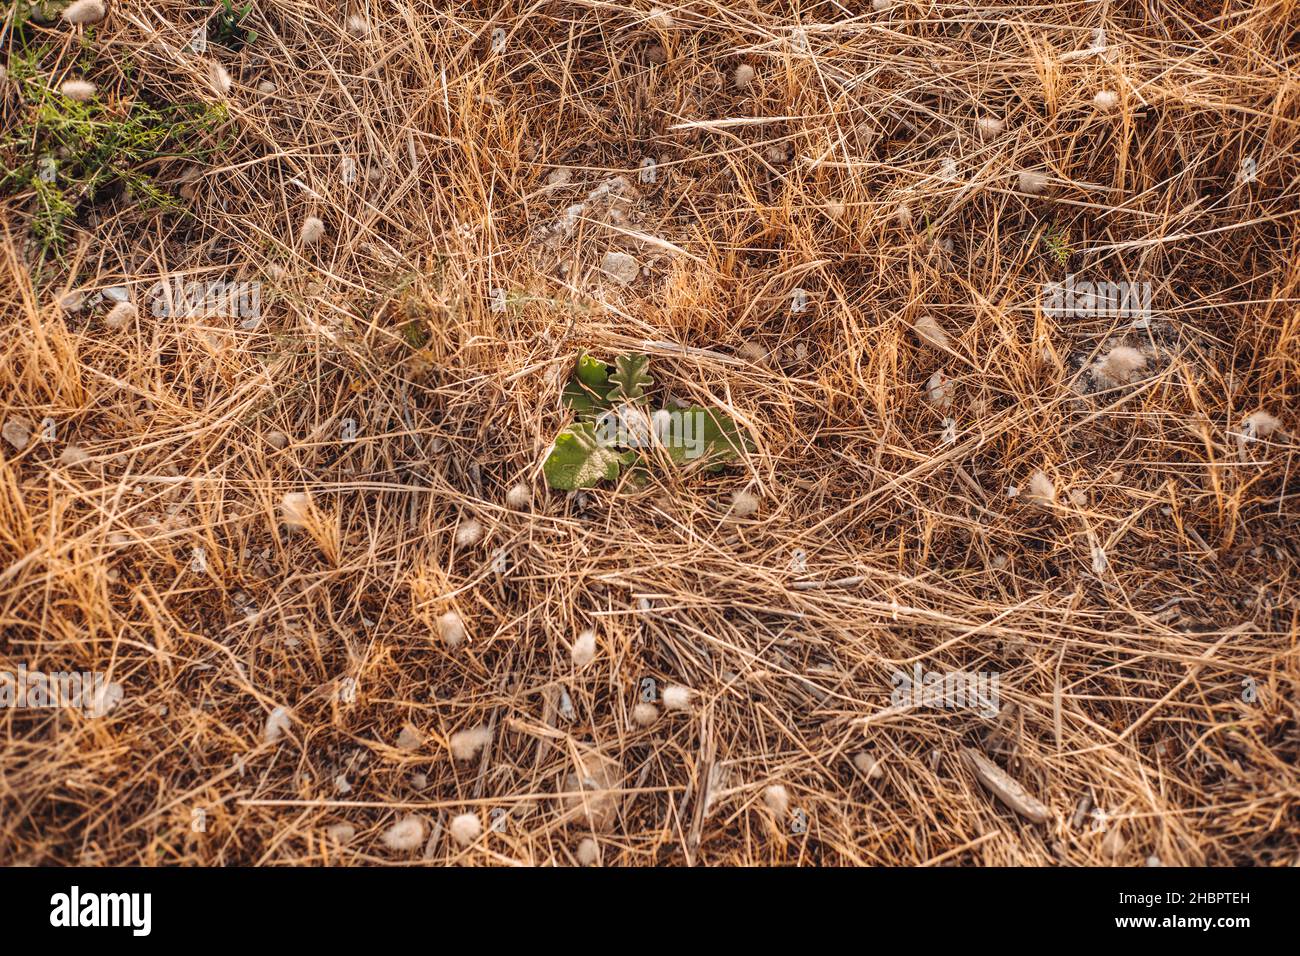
[264,706,291,742]
[449,725,492,760]
[62,0,106,25]
[104,301,136,329]
[572,628,598,668]
[1018,169,1049,195]
[437,609,466,647]
[1093,345,1146,386]
[576,837,599,866]
[209,62,232,95]
[505,482,531,509]
[382,815,425,851]
[257,79,276,94]
[396,725,422,750]
[300,215,326,245]
[1093,90,1119,111]
[1241,410,1281,441]
[926,369,952,409]
[731,489,759,517]
[326,823,356,844]
[346,14,369,37]
[450,812,482,846]
[871,0,894,9]
[1027,470,1056,507]
[662,684,691,711]
[911,314,951,350]
[281,491,313,529]
[454,518,483,548]
[763,784,790,817]
[733,64,756,90]
[632,702,660,726]
[853,751,884,780]
[266,430,289,450]
[975,116,1004,140]
[61,79,96,101]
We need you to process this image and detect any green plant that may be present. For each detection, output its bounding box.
[210,0,258,49]
[544,352,751,490]
[0,49,226,258]
[1043,224,1072,266]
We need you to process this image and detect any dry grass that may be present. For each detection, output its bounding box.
[1,0,1298,866]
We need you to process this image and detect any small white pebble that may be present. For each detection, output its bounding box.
[59,444,90,466]
[437,609,466,647]
[662,684,691,711]
[57,290,85,313]
[572,628,598,669]
[733,64,756,90]
[763,784,790,817]
[382,815,425,851]
[61,79,96,101]
[300,215,326,245]
[334,774,352,794]
[449,725,492,761]
[731,489,759,517]
[257,79,276,94]
[600,250,640,285]
[450,812,482,847]
[576,837,599,866]
[632,702,660,726]
[454,518,483,548]
[3,418,31,451]
[505,482,531,509]
[264,706,291,742]
[871,0,894,9]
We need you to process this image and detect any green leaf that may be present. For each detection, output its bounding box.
[563,351,613,419]
[661,406,752,472]
[606,354,654,405]
[543,422,627,490]
[576,351,608,389]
